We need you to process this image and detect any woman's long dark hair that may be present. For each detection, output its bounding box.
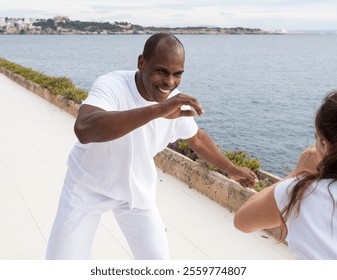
[279,90,337,241]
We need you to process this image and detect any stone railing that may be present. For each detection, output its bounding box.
[154,148,283,240]
[154,148,282,212]
[0,66,80,117]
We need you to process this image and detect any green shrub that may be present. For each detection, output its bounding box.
[255,178,271,192]
[0,58,88,103]
[222,150,261,172]
[206,150,260,176]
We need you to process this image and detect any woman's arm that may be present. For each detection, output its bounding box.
[234,145,319,234]
[233,184,283,233]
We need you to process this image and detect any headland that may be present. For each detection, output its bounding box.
[1,16,286,35]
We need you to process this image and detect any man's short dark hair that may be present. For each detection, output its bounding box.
[142,33,184,60]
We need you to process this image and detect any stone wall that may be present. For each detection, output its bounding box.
[154,148,255,212]
[154,148,283,240]
[0,66,80,117]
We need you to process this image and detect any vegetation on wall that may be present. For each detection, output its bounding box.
[0,58,88,103]
[168,140,272,192]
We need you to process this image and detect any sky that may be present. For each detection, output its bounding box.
[1,0,337,31]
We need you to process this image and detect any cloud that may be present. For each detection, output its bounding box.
[1,1,337,30]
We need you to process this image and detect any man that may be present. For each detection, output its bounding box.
[46,33,257,260]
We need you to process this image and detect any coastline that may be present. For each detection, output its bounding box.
[0,16,291,36]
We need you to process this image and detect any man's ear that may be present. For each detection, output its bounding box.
[138,55,144,70]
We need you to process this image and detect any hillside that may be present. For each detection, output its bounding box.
[1,16,271,35]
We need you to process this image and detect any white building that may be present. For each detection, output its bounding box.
[0,17,6,27]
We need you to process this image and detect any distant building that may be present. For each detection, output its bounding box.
[0,17,6,28]
[54,16,69,23]
[275,29,288,34]
[17,19,24,27]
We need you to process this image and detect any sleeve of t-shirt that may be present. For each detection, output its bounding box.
[170,114,198,142]
[81,75,118,111]
[274,177,297,211]
[166,91,199,142]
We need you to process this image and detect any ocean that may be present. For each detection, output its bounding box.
[1,34,337,177]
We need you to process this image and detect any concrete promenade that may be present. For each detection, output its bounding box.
[0,73,293,260]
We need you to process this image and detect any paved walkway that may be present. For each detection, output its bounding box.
[0,73,293,260]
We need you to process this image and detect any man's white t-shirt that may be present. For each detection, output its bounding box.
[66,70,198,209]
[274,177,337,259]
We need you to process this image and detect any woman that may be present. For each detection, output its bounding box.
[234,90,337,259]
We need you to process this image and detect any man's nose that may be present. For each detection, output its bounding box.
[164,74,175,87]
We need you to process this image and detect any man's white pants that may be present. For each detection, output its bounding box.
[46,182,169,260]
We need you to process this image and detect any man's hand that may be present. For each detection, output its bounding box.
[185,129,258,189]
[156,93,204,119]
[227,166,258,189]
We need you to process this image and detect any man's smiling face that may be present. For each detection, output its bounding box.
[136,39,185,102]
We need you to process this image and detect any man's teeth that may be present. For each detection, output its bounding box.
[158,88,171,94]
